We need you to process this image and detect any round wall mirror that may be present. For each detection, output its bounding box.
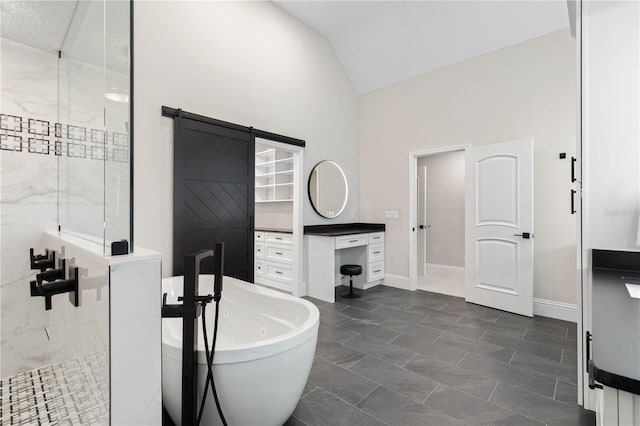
[308,160,348,218]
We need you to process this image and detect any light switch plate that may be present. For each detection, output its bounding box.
[385,210,399,220]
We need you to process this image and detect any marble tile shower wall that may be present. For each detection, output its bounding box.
[0,38,124,379]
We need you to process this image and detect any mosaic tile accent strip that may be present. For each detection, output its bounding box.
[0,352,109,425]
[0,113,128,164]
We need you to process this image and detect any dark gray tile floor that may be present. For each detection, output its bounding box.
[285,285,595,426]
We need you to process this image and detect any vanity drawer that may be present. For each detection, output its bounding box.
[369,233,385,244]
[255,260,266,277]
[255,242,265,258]
[266,262,293,283]
[255,231,265,242]
[368,243,384,263]
[266,232,292,245]
[367,261,385,282]
[335,234,368,249]
[266,245,292,263]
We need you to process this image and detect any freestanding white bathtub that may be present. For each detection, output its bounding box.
[162,275,319,426]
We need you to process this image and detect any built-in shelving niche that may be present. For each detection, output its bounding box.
[255,143,294,202]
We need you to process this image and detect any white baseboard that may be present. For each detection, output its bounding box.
[384,274,411,290]
[533,298,578,323]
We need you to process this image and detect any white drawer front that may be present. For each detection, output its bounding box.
[266,232,292,245]
[368,243,384,263]
[266,244,292,263]
[335,234,368,249]
[369,232,385,244]
[255,242,265,258]
[367,261,385,282]
[255,231,265,242]
[255,260,266,277]
[266,262,293,283]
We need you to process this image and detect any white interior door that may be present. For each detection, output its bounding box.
[465,138,534,317]
[417,164,427,276]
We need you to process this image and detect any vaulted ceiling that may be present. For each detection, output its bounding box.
[274,1,570,94]
[1,1,570,94]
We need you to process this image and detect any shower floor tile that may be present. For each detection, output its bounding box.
[0,352,108,425]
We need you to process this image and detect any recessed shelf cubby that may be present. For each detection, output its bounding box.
[255,144,294,203]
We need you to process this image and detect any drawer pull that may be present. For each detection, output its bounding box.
[349,239,359,243]
[373,236,381,239]
[373,251,381,254]
[275,270,283,275]
[275,237,282,240]
[373,269,381,273]
[275,252,283,255]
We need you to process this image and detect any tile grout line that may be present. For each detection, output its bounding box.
[421,382,442,404]
[507,350,517,365]
[432,330,446,343]
[486,381,500,402]
[552,379,558,400]
[310,384,391,426]
[291,414,309,426]
[456,351,469,367]
[560,349,565,365]
[400,353,419,368]
[353,384,380,407]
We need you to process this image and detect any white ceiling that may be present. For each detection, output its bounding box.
[274,1,570,94]
[0,1,78,54]
[1,0,129,73]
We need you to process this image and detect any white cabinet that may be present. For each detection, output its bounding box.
[596,386,640,426]
[579,0,640,412]
[255,145,294,203]
[582,1,640,251]
[306,231,385,303]
[254,231,294,292]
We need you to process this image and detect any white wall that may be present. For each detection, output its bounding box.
[1,39,60,376]
[134,1,359,276]
[255,202,293,230]
[359,29,577,304]
[419,151,466,268]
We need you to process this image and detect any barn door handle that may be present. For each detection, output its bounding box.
[571,157,577,182]
[514,232,532,239]
[571,189,576,214]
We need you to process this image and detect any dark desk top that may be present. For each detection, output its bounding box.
[254,227,292,234]
[304,223,385,236]
[591,249,640,395]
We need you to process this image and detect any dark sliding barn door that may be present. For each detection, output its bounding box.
[172,112,254,280]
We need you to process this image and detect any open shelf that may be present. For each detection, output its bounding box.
[255,143,294,203]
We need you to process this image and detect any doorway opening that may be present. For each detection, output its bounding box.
[410,146,467,297]
[253,137,305,296]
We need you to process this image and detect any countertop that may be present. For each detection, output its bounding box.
[591,249,640,394]
[304,223,385,236]
[254,227,293,234]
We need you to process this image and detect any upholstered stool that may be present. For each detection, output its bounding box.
[340,264,363,299]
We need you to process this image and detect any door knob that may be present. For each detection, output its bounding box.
[514,232,532,239]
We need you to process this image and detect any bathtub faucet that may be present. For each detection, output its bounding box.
[161,243,225,426]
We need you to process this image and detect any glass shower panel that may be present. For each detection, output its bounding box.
[58,0,107,245]
[104,0,132,248]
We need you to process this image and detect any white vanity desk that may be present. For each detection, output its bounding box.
[304,224,385,303]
